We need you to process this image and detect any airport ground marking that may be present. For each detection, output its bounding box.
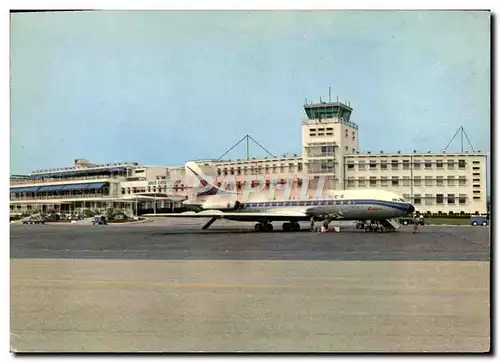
[11,278,489,293]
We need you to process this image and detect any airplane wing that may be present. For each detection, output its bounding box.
[143,210,309,222]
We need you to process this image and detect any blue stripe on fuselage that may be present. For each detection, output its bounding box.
[239,199,410,212]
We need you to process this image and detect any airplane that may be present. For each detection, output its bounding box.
[143,162,416,232]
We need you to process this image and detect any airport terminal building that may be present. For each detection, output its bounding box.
[10,100,488,216]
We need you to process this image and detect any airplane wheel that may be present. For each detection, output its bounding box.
[255,223,264,232]
[282,222,291,232]
[263,223,273,232]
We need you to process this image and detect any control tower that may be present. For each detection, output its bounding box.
[302,99,359,189]
[303,101,353,122]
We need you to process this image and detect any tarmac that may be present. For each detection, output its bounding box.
[10,219,491,352]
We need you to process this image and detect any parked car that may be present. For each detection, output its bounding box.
[470,215,488,226]
[22,215,46,225]
[92,216,107,225]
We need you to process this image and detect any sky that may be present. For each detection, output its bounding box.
[10,10,490,175]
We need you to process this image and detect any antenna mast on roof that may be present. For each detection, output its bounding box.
[442,126,476,153]
[217,135,276,161]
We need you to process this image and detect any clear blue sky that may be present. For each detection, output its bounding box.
[11,10,490,174]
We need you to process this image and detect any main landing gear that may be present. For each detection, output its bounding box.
[254,222,273,232]
[282,222,300,232]
[253,221,301,232]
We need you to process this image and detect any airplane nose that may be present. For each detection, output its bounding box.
[407,204,415,213]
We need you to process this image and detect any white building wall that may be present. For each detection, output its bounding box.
[344,152,487,214]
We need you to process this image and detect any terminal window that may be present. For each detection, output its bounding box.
[391,160,398,169]
[425,160,432,169]
[391,177,399,186]
[413,161,421,169]
[380,162,388,170]
[414,194,421,204]
[458,160,466,169]
[402,160,410,170]
[369,162,377,169]
[436,161,444,168]
[414,177,421,186]
[436,194,444,204]
[447,194,455,204]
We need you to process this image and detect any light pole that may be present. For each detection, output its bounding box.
[410,154,414,203]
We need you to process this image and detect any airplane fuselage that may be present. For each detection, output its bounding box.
[184,194,413,221]
[236,198,410,221]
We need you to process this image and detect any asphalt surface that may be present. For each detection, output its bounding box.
[10,221,490,261]
[10,220,491,352]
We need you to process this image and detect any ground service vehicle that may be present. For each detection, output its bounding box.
[470,215,488,226]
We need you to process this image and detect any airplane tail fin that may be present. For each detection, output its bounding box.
[185,162,237,197]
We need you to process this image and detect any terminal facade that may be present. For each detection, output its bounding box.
[10,101,488,216]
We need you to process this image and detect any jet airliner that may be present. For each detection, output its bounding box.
[144,162,415,232]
